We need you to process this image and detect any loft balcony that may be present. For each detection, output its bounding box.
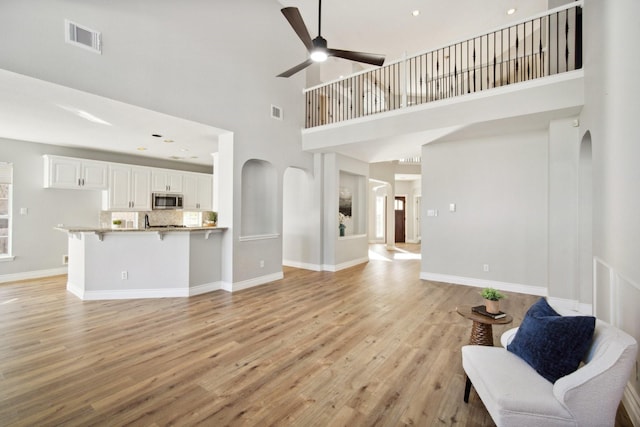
[301,3,584,162]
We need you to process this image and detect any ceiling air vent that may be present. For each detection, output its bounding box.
[65,19,102,54]
[271,105,283,120]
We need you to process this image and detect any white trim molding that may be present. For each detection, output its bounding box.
[223,272,284,292]
[593,256,640,427]
[323,257,369,272]
[0,267,67,283]
[67,281,222,300]
[419,272,547,297]
[238,234,280,242]
[189,282,223,296]
[282,259,322,271]
[623,382,640,427]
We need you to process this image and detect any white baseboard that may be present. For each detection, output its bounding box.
[0,267,68,283]
[282,259,322,271]
[67,281,222,300]
[223,272,284,292]
[323,257,369,272]
[189,282,223,296]
[623,382,640,427]
[419,271,547,297]
[66,281,84,299]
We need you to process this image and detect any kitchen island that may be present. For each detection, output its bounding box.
[56,226,226,300]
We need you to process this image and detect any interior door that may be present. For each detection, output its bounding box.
[395,196,406,243]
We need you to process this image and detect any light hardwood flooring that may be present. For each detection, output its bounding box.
[0,244,632,426]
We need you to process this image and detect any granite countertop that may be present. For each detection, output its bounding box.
[55,226,226,233]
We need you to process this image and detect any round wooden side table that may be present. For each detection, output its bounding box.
[456,305,513,346]
[457,305,514,403]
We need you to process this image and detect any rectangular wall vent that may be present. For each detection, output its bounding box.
[271,105,283,120]
[65,19,102,54]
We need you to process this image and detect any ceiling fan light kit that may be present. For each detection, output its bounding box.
[277,0,385,77]
[310,50,328,62]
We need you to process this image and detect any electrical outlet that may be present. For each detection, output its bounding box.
[483,264,490,272]
[121,271,128,280]
[62,254,69,265]
[259,260,265,268]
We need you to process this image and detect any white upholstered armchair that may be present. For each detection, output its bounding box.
[462,318,637,426]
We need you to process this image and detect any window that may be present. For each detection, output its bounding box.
[375,196,385,239]
[0,163,12,258]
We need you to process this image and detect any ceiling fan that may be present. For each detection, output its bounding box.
[277,0,385,78]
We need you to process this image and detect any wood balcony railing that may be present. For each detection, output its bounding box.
[304,2,582,129]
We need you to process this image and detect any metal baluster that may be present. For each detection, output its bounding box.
[575,6,582,70]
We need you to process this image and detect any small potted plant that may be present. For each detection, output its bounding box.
[205,211,218,227]
[112,219,123,229]
[338,212,346,236]
[481,287,506,314]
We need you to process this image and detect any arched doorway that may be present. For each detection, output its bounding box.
[578,131,593,309]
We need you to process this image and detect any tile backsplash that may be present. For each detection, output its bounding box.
[100,210,195,229]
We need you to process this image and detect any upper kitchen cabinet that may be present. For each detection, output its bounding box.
[43,155,108,190]
[183,173,212,210]
[151,169,183,193]
[103,165,151,211]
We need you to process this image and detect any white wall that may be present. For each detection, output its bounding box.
[282,167,320,270]
[547,118,581,302]
[581,0,640,410]
[421,131,549,293]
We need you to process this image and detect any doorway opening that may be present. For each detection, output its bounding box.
[395,196,406,243]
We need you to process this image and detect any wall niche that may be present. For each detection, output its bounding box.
[339,171,366,236]
[241,159,277,237]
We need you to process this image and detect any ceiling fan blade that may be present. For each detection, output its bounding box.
[281,7,313,51]
[277,58,314,78]
[328,49,385,67]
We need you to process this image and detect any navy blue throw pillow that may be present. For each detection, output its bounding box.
[507,298,595,383]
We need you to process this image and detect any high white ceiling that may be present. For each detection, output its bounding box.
[0,1,552,166]
[0,69,226,167]
[277,0,550,82]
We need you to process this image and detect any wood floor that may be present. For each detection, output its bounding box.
[0,244,632,426]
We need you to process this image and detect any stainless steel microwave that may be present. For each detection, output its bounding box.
[152,193,183,210]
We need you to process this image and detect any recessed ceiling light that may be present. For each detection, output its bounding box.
[180,148,189,152]
[152,134,162,138]
[137,147,147,151]
[163,139,174,143]
[507,8,516,15]
[412,10,420,17]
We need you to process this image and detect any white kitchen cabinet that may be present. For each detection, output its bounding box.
[104,165,151,210]
[43,155,108,190]
[182,173,212,210]
[151,169,183,193]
